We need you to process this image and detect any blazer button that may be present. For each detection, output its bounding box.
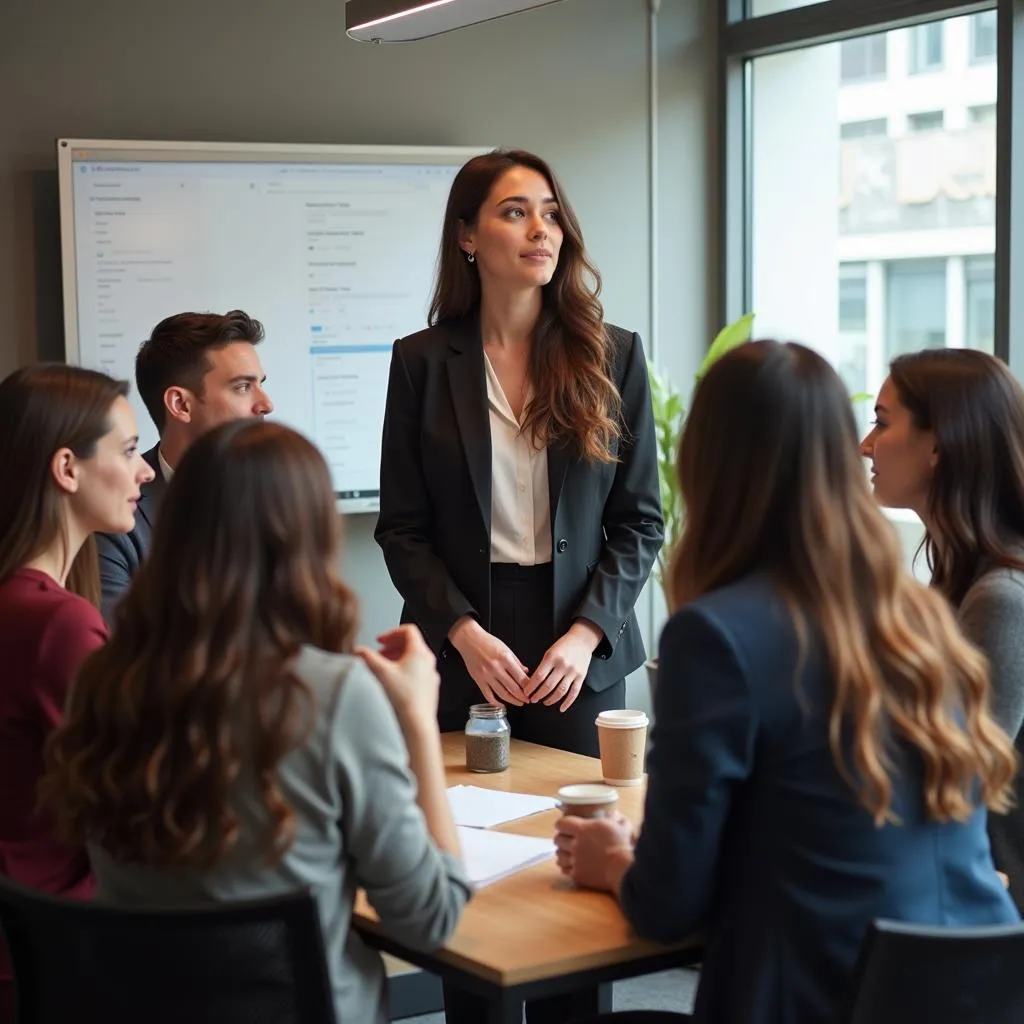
[557,539,568,553]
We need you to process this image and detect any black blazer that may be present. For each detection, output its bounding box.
[95,445,166,624]
[374,317,664,693]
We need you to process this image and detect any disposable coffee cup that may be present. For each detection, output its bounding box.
[595,709,649,787]
[556,783,620,819]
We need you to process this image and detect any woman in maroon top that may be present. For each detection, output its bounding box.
[0,364,154,1021]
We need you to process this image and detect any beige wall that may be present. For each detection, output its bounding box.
[0,0,715,708]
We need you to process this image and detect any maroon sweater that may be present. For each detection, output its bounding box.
[0,568,106,1021]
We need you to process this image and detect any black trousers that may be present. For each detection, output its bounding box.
[442,562,626,1023]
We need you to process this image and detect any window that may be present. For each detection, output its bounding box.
[749,15,996,432]
[910,22,944,73]
[840,36,887,82]
[966,256,995,353]
[969,104,997,127]
[840,119,887,140]
[887,260,947,358]
[970,11,997,63]
[907,110,945,133]
[839,263,867,332]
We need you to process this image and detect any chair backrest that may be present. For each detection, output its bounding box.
[847,918,1024,1024]
[0,875,337,1024]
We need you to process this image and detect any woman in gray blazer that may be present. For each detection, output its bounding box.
[861,347,1024,910]
[43,420,470,1024]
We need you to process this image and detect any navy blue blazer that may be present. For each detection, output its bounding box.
[622,574,1019,1024]
[95,445,166,624]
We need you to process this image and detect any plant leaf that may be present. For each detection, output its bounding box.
[696,313,755,381]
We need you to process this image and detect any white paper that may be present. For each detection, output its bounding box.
[446,784,558,829]
[456,825,555,888]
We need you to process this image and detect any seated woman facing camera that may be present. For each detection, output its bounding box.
[42,421,470,1024]
[861,349,1024,912]
[0,364,153,1024]
[555,341,1019,1024]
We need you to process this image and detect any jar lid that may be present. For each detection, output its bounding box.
[469,702,507,719]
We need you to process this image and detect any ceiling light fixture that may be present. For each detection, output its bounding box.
[346,0,564,43]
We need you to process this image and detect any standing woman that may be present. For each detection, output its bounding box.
[861,348,1024,911]
[376,149,663,759]
[0,364,154,1023]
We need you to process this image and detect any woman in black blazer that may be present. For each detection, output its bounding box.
[376,148,663,761]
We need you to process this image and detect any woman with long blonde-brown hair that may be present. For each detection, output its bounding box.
[554,341,1019,1024]
[43,420,470,1024]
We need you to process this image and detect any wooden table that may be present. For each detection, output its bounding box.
[355,734,702,1023]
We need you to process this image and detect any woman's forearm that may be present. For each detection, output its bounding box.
[401,715,461,857]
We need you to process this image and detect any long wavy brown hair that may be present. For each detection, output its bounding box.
[0,363,129,607]
[430,148,621,462]
[669,340,1016,825]
[889,348,1024,606]
[43,421,359,868]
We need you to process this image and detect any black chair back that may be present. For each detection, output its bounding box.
[0,875,337,1024]
[848,918,1024,1024]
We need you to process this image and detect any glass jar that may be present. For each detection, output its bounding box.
[464,703,510,773]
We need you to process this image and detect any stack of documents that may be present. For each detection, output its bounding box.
[455,825,554,888]
[446,786,558,887]
[446,784,557,829]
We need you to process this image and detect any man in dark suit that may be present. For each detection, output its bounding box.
[96,310,274,623]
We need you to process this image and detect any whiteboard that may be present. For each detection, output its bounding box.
[57,138,485,513]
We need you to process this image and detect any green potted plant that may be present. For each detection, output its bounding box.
[645,313,755,697]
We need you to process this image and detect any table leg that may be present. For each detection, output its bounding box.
[484,989,524,1024]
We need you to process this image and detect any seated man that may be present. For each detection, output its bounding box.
[96,310,273,622]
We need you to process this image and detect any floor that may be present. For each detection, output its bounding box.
[401,967,699,1022]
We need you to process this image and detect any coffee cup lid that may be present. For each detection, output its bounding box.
[595,709,649,729]
[557,783,619,805]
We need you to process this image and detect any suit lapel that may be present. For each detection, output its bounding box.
[136,445,168,533]
[547,436,573,528]
[446,322,492,534]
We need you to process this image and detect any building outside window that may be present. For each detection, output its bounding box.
[751,14,996,437]
[907,110,945,133]
[970,10,997,63]
[840,35,887,82]
[910,22,945,73]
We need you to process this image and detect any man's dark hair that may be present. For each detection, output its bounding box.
[135,310,265,433]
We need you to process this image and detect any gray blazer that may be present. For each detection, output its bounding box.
[89,646,471,1024]
[96,445,166,624]
[959,564,1024,913]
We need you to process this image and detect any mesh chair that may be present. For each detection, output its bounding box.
[0,875,337,1024]
[847,918,1024,1024]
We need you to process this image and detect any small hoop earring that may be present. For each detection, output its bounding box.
[466,251,476,263]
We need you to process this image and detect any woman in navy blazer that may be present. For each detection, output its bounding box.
[556,340,1020,1024]
[375,149,663,759]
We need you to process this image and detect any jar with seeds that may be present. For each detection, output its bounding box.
[465,703,510,773]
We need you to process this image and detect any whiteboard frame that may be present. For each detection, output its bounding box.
[56,137,488,513]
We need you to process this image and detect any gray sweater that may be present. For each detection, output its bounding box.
[959,566,1024,913]
[89,646,471,1024]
